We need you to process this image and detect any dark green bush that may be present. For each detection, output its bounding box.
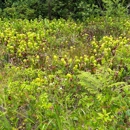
[0,0,128,20]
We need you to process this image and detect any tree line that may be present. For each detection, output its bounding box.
[0,0,129,20]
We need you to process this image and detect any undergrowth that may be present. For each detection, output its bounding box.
[0,16,130,129]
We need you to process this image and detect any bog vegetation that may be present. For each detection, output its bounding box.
[1,0,130,130]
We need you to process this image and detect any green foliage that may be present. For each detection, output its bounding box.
[0,16,130,129]
[0,0,128,20]
[2,0,37,19]
[102,0,127,17]
[78,71,102,94]
[77,70,130,129]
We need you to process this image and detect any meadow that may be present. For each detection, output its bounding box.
[0,16,130,129]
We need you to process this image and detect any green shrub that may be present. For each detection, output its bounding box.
[0,16,130,129]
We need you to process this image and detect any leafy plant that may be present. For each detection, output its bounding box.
[0,15,130,129]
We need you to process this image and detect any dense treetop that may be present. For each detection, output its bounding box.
[0,0,129,20]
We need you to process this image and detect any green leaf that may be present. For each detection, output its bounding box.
[126,109,130,117]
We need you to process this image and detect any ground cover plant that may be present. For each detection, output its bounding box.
[1,16,130,129]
